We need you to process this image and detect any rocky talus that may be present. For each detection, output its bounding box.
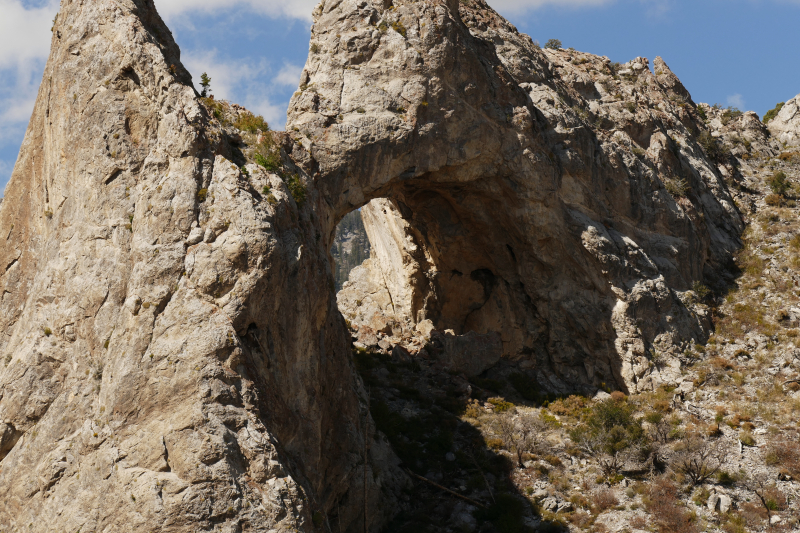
[1,0,796,531]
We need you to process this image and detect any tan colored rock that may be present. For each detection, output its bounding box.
[768,93,800,146]
[0,0,402,530]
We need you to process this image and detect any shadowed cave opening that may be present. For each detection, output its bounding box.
[326,196,572,532]
[332,209,371,293]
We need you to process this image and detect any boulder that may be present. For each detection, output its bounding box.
[429,331,503,377]
[719,494,732,513]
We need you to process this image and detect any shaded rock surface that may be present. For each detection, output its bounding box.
[332,209,371,292]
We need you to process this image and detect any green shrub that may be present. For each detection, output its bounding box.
[43,327,52,337]
[199,72,211,97]
[763,102,785,123]
[666,178,689,198]
[721,106,743,126]
[768,170,789,196]
[488,397,514,412]
[234,111,269,134]
[254,151,281,172]
[568,398,645,474]
[698,131,730,164]
[548,395,588,418]
[390,20,407,38]
[696,106,707,121]
[716,470,737,486]
[692,281,710,300]
[286,174,307,207]
[544,39,562,50]
[197,189,208,203]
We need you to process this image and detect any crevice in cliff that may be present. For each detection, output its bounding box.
[0,422,23,463]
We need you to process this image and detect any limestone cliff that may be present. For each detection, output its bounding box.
[0,0,400,531]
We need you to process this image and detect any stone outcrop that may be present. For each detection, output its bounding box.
[702,104,777,160]
[768,93,800,146]
[313,0,743,394]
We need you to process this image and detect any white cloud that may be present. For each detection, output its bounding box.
[727,93,745,110]
[0,0,57,71]
[154,0,318,21]
[487,0,614,14]
[275,63,304,88]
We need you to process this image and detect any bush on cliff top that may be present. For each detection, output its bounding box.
[763,102,785,124]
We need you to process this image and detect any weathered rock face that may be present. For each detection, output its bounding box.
[702,104,777,160]
[768,93,800,146]
[307,0,743,393]
[0,0,401,531]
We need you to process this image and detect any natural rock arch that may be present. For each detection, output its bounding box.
[292,0,742,393]
[0,0,742,531]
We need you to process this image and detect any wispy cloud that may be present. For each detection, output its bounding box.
[0,0,57,71]
[640,0,674,17]
[488,0,614,14]
[274,63,304,88]
[727,93,745,110]
[154,0,318,21]
[0,0,59,197]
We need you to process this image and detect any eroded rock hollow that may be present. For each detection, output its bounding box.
[0,0,745,530]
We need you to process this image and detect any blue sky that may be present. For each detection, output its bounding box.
[2,0,799,197]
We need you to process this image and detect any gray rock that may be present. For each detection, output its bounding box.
[391,344,412,364]
[768,94,800,146]
[428,330,503,377]
[0,0,757,529]
[556,502,574,513]
[532,489,549,500]
[707,493,720,512]
[540,497,559,512]
[719,494,732,513]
